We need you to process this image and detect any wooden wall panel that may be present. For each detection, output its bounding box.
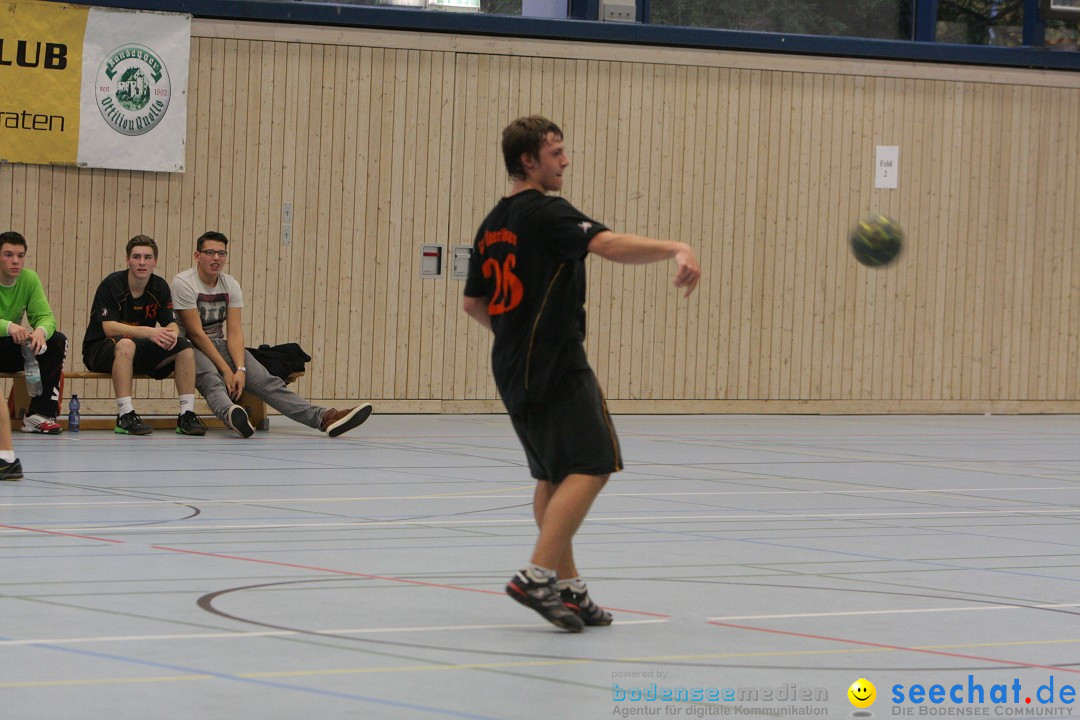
[1,20,1078,415]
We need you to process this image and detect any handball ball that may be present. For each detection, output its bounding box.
[850,213,903,267]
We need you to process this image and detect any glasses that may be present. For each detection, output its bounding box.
[200,249,228,258]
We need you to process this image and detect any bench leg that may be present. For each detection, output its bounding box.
[8,382,30,422]
[239,391,269,431]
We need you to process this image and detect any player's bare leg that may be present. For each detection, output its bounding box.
[507,474,609,631]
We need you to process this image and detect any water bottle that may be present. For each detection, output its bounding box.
[68,394,81,433]
[21,341,42,397]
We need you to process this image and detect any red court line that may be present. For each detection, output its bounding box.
[151,544,671,618]
[151,544,505,594]
[708,620,1080,674]
[0,522,669,618]
[0,523,125,544]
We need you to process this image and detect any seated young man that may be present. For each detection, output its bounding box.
[83,235,207,436]
[0,231,67,434]
[171,231,372,439]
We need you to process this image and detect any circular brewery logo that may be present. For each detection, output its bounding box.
[95,44,171,136]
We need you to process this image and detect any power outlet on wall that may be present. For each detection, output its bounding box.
[601,1,636,22]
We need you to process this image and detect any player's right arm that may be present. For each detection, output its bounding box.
[587,231,701,297]
[92,277,174,348]
[101,320,174,348]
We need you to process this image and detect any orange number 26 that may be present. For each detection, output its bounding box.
[482,255,524,315]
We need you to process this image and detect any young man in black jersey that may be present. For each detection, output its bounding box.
[463,116,700,632]
[83,235,207,436]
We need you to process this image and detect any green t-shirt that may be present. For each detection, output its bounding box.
[0,269,57,339]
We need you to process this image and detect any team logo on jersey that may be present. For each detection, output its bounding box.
[95,44,172,136]
[578,221,592,234]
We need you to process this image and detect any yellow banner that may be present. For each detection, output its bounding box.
[0,1,87,164]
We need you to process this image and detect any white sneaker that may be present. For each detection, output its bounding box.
[226,404,254,439]
[22,414,62,434]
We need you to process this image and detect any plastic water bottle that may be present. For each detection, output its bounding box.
[68,394,81,433]
[21,341,42,397]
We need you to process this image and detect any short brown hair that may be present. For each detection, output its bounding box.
[197,231,228,251]
[502,116,563,181]
[0,231,27,250]
[126,234,158,259]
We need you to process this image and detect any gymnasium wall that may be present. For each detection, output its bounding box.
[1,19,1078,415]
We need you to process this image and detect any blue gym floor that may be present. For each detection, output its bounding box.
[3,413,1079,719]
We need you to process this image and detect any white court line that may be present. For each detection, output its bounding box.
[3,486,1080,509]
[0,619,668,646]
[4,507,1080,535]
[708,603,1080,621]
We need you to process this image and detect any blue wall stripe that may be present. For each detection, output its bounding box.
[53,0,1080,71]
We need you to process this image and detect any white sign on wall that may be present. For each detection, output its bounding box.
[875,145,899,189]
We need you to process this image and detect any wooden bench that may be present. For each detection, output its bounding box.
[2,370,304,431]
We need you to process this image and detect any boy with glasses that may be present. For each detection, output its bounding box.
[172,231,372,439]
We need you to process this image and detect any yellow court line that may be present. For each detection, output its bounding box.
[0,486,536,509]
[7,636,1080,689]
[7,506,1080,537]
[3,484,1080,509]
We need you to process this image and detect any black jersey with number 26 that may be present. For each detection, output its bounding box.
[464,189,608,413]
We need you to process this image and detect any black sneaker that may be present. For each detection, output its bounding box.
[0,458,23,481]
[226,404,254,439]
[560,586,613,626]
[506,571,584,633]
[176,411,207,436]
[115,411,153,435]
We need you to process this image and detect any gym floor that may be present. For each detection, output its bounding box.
[3,413,1079,719]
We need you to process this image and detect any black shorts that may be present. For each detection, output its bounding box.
[83,336,192,380]
[508,369,623,483]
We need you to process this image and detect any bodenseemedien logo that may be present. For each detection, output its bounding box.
[95,44,171,136]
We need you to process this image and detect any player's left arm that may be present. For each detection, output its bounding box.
[588,231,701,297]
[463,296,492,331]
[225,307,247,398]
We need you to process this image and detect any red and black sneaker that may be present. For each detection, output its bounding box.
[560,587,613,626]
[506,571,584,633]
[22,414,62,434]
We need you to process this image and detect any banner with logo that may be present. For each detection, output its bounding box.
[0,1,189,172]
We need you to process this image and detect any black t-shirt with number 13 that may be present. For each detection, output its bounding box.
[83,270,178,349]
[464,189,608,413]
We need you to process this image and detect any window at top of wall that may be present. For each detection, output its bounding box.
[646,0,913,40]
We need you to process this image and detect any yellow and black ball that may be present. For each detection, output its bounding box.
[850,214,903,267]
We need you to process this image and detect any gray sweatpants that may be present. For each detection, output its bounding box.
[193,338,325,429]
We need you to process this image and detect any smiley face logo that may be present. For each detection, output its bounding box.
[848,678,876,708]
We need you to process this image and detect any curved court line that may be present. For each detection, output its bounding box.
[0,521,667,619]
[190,578,1074,673]
[169,544,669,618]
